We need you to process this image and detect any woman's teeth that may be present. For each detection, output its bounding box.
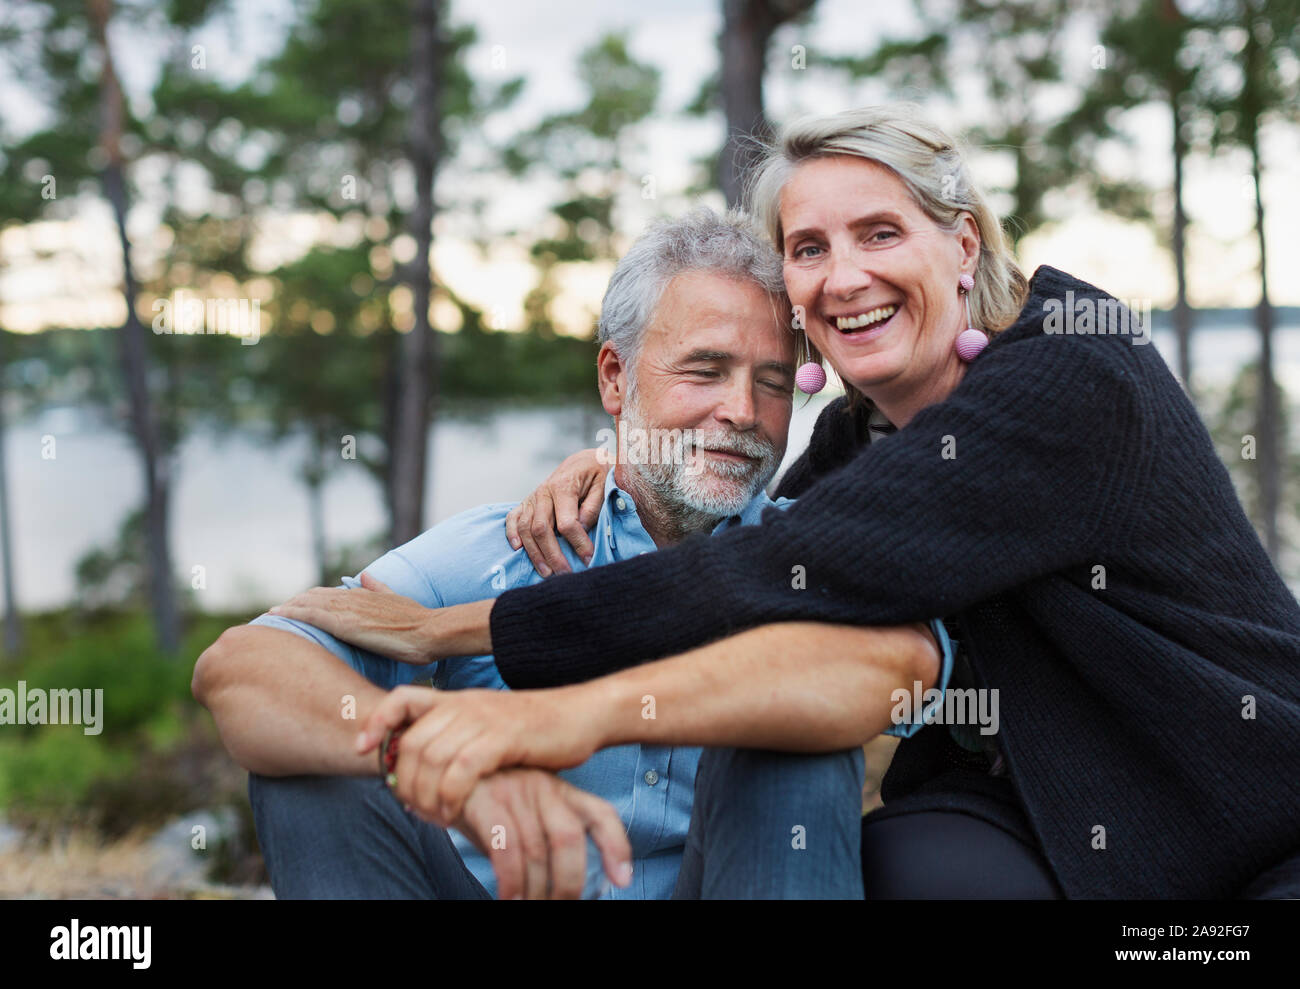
[835,304,897,332]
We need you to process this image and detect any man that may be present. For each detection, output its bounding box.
[193,206,952,899]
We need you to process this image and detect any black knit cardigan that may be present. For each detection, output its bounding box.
[490,265,1300,898]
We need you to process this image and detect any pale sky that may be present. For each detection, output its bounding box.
[2,0,1297,338]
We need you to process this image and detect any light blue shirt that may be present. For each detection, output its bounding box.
[251,468,954,898]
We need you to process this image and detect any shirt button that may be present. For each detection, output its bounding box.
[643,770,659,786]
[615,497,627,511]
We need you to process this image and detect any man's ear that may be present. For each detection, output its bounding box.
[597,342,627,416]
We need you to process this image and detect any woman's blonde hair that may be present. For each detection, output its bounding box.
[745,105,1029,407]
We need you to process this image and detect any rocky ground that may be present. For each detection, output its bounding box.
[0,808,271,899]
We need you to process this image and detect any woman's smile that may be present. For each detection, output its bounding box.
[825,303,901,341]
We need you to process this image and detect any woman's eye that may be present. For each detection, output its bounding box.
[693,370,720,378]
[870,230,899,243]
[793,244,822,259]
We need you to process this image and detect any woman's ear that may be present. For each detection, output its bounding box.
[957,211,981,272]
[596,342,627,416]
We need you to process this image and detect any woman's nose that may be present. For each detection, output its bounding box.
[823,248,872,300]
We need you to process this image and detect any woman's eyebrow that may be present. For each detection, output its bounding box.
[784,210,906,246]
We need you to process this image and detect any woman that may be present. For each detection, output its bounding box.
[289,106,1300,898]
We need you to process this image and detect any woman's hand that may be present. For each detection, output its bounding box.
[505,448,610,576]
[356,683,605,825]
[269,572,448,665]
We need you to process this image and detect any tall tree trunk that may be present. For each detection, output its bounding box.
[717,0,817,206]
[1169,95,1193,396]
[0,330,22,657]
[305,431,329,585]
[88,0,179,652]
[389,0,442,546]
[1250,141,1278,561]
[1239,4,1279,562]
[719,0,775,207]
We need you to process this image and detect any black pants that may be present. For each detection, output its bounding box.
[861,807,1063,899]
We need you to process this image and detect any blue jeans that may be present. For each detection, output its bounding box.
[249,749,868,900]
[248,773,490,899]
[672,745,1063,898]
[673,745,868,899]
[251,748,1063,899]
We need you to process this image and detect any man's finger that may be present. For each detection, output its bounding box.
[569,789,633,888]
[505,780,551,900]
[464,792,525,901]
[536,785,588,899]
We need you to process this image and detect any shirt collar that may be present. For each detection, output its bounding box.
[866,404,897,444]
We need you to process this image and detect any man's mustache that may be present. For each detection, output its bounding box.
[687,430,775,462]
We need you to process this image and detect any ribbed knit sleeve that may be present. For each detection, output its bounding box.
[492,271,1152,689]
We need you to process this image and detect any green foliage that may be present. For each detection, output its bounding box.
[0,730,135,817]
[74,510,149,614]
[442,325,599,402]
[0,610,240,827]
[502,32,661,339]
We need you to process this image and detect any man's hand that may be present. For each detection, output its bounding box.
[505,448,609,576]
[451,768,632,899]
[357,684,604,824]
[268,572,442,665]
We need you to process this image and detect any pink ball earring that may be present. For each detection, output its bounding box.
[954,272,988,362]
[795,361,827,394]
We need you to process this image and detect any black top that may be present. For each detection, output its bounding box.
[489,264,1300,898]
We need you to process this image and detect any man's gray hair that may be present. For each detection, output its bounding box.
[598,206,787,384]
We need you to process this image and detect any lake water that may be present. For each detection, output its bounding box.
[6,325,1299,613]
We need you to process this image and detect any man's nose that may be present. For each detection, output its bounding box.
[715,376,757,430]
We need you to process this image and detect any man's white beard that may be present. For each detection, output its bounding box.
[620,386,781,532]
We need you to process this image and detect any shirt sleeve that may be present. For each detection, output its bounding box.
[882,618,955,739]
[247,540,449,691]
[491,331,1150,690]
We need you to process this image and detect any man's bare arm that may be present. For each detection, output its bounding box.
[192,625,388,777]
